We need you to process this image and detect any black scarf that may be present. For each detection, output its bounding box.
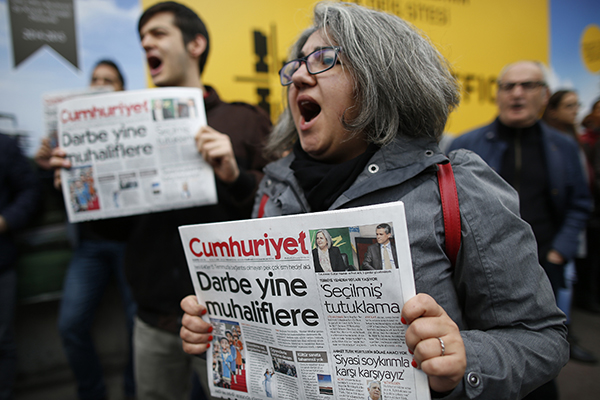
[290,141,379,212]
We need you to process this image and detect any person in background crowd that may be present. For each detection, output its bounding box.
[541,89,597,364]
[90,59,126,90]
[578,99,600,315]
[51,2,271,399]
[0,134,40,400]
[542,89,580,137]
[449,61,594,397]
[38,59,139,400]
[180,3,568,398]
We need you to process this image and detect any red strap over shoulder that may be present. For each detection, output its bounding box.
[257,194,269,218]
[437,162,461,267]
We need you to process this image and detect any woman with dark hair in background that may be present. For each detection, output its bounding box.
[542,89,580,136]
[180,2,568,398]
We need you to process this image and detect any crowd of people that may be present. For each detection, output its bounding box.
[1,1,600,400]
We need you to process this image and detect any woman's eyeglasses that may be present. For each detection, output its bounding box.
[279,47,341,86]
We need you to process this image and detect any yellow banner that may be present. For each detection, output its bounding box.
[141,0,549,135]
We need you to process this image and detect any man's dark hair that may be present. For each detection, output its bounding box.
[93,59,125,89]
[376,224,391,235]
[138,1,210,74]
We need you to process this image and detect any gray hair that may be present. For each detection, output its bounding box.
[315,229,333,249]
[368,380,381,389]
[265,1,460,158]
[497,60,549,85]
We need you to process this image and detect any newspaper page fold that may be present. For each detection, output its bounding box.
[179,202,431,400]
[58,87,217,222]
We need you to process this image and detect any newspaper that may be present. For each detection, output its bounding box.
[179,202,431,400]
[43,86,114,147]
[58,88,217,222]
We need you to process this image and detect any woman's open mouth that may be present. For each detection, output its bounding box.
[299,99,321,123]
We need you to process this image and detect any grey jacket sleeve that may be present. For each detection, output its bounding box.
[445,150,568,399]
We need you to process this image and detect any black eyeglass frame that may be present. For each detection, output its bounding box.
[279,46,342,86]
[497,81,547,92]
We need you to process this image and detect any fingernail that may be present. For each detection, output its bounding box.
[208,326,214,333]
[411,359,417,368]
[401,317,407,325]
[208,335,213,342]
[408,348,413,355]
[206,343,211,349]
[201,308,207,315]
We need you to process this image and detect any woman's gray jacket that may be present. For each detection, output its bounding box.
[252,136,568,399]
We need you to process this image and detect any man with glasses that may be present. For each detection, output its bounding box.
[449,61,593,398]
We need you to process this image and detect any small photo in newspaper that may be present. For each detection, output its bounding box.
[151,98,197,121]
[210,319,247,393]
[318,374,333,396]
[66,166,100,213]
[310,222,397,273]
[269,347,297,377]
[366,379,382,400]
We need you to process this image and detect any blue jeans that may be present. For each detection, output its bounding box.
[58,240,136,400]
[557,260,577,325]
[0,268,16,400]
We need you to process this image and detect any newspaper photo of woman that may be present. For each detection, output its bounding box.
[311,229,350,272]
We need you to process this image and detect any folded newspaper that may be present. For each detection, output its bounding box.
[58,87,217,222]
[43,86,114,148]
[179,202,430,400]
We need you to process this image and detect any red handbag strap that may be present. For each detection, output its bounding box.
[437,162,461,267]
[257,194,269,218]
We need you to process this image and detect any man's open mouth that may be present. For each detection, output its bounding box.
[510,103,524,111]
[299,99,321,122]
[147,56,163,75]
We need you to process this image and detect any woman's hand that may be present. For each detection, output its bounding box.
[180,295,214,355]
[402,293,466,394]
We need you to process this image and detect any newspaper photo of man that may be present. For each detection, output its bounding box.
[367,380,382,400]
[361,224,398,270]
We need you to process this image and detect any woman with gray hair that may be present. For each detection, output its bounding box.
[312,229,349,272]
[180,2,567,398]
